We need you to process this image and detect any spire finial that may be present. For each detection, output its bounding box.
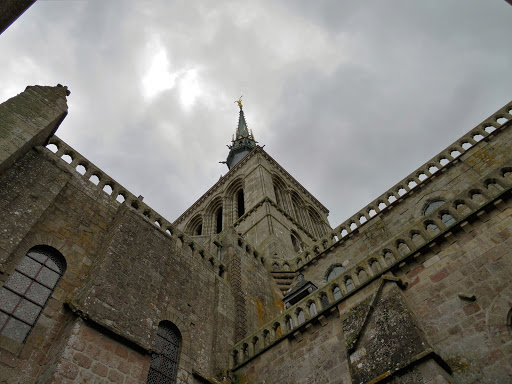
[235,95,243,110]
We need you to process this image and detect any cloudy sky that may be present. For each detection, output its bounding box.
[1,1,511,228]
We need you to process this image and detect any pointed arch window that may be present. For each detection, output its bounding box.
[0,245,66,343]
[147,321,182,384]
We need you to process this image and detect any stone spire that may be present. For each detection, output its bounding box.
[225,96,257,170]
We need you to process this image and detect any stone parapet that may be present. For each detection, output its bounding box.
[45,136,226,276]
[230,165,512,368]
[268,101,512,272]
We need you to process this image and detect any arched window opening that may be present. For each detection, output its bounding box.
[455,202,471,215]
[371,260,382,274]
[291,233,302,253]
[358,269,368,283]
[320,293,329,309]
[273,322,282,339]
[470,190,486,204]
[274,186,281,206]
[297,309,305,324]
[441,213,456,227]
[262,330,270,346]
[252,336,259,354]
[216,207,223,234]
[396,242,409,257]
[0,245,66,343]
[332,286,342,300]
[195,224,203,236]
[237,189,245,219]
[411,232,425,246]
[309,302,317,316]
[426,222,440,235]
[286,316,293,331]
[345,278,355,292]
[147,321,181,384]
[423,200,445,216]
[242,343,249,360]
[327,265,345,282]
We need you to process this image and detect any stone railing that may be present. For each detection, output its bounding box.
[44,136,227,277]
[268,101,512,272]
[230,164,512,368]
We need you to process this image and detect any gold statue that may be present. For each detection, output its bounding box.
[235,95,243,109]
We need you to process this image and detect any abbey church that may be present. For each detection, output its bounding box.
[1,4,512,384]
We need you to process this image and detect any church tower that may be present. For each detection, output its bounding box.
[174,99,332,291]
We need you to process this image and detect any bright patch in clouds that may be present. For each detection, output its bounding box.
[142,35,203,108]
[142,36,177,99]
[178,69,201,108]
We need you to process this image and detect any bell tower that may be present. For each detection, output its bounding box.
[175,97,331,272]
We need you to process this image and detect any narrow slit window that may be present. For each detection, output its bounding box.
[237,189,245,218]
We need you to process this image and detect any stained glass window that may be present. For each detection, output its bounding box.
[147,322,181,384]
[0,246,66,343]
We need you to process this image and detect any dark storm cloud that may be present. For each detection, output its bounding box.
[1,0,511,227]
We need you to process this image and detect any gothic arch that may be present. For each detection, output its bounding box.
[224,177,244,198]
[307,205,326,238]
[185,214,203,236]
[290,190,307,229]
[272,174,287,209]
[205,196,223,234]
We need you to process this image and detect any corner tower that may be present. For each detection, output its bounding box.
[225,96,257,170]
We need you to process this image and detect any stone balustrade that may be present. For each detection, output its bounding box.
[230,165,512,368]
[44,136,226,277]
[268,101,512,272]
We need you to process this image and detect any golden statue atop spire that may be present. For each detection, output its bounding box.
[235,95,243,110]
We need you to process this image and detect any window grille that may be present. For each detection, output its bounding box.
[0,246,66,343]
[147,322,181,384]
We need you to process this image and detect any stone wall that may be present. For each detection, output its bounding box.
[396,196,512,383]
[0,143,238,382]
[40,318,150,384]
[236,308,350,384]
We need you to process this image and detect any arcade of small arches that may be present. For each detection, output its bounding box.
[232,165,512,366]
[272,174,329,240]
